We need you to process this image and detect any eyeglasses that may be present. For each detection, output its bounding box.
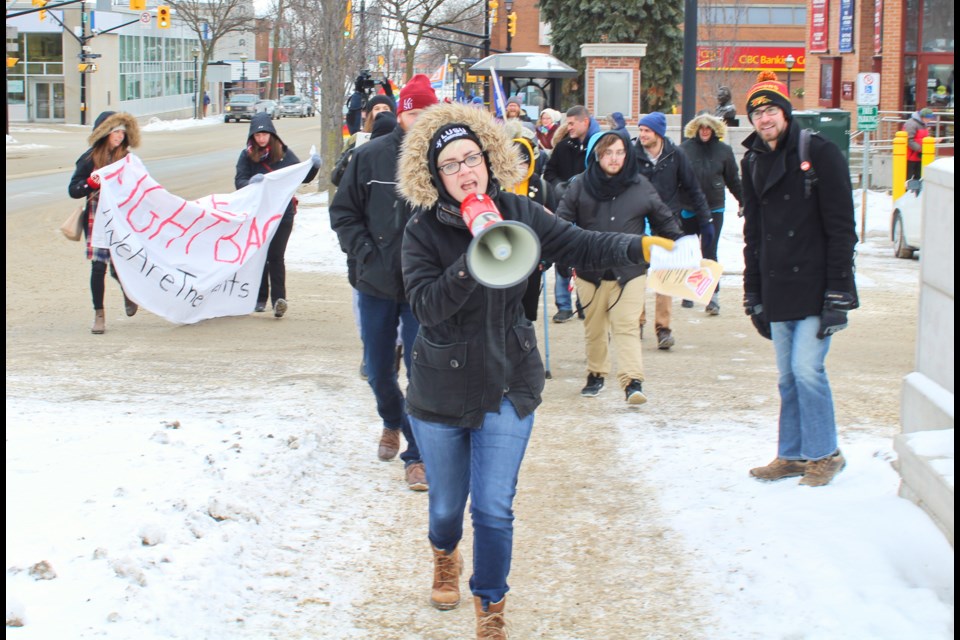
[438,152,484,176]
[600,149,626,159]
[750,105,782,122]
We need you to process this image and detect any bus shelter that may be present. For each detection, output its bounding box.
[468,52,578,114]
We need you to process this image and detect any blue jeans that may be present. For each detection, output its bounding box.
[554,270,572,312]
[410,398,534,607]
[771,316,837,461]
[358,291,421,465]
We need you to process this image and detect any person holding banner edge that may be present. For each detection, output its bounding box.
[235,113,321,318]
[69,111,142,335]
[397,102,667,637]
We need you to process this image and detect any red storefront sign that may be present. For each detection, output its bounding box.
[696,47,807,72]
[810,0,829,53]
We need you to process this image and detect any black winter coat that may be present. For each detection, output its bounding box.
[741,121,859,322]
[635,136,711,226]
[679,135,743,212]
[402,191,638,429]
[329,126,413,301]
[556,175,681,286]
[234,145,318,223]
[544,134,587,185]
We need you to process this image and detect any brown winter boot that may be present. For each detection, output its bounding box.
[91,310,106,335]
[122,292,138,317]
[430,544,463,610]
[474,596,507,639]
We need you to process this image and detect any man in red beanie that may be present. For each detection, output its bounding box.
[330,74,438,491]
[740,71,859,487]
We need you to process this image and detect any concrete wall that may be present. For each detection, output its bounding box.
[894,158,955,546]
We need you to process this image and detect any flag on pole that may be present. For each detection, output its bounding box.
[490,67,508,118]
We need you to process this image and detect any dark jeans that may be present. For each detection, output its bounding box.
[358,291,421,465]
[90,260,122,310]
[682,209,724,291]
[257,216,294,306]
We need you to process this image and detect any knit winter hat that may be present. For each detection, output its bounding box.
[745,71,793,118]
[918,107,937,120]
[638,112,667,138]
[608,112,627,131]
[398,74,438,114]
[366,94,396,114]
[506,96,523,107]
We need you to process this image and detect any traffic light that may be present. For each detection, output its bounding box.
[129,0,146,11]
[157,5,171,29]
[489,0,498,24]
[343,0,353,38]
[37,0,47,21]
[507,11,517,37]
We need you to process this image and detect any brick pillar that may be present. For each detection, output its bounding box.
[580,43,647,122]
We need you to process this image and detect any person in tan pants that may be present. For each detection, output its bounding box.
[557,129,682,402]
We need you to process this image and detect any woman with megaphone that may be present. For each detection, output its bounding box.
[556,129,682,405]
[397,102,671,638]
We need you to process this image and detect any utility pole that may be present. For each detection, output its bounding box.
[80,0,87,125]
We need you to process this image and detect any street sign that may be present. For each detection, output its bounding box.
[857,105,879,131]
[139,11,152,28]
[856,72,880,106]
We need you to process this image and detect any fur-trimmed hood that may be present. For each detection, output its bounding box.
[398,102,523,209]
[683,112,727,141]
[88,112,141,148]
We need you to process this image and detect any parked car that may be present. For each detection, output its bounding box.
[279,95,315,118]
[224,94,260,123]
[891,178,923,259]
[255,99,281,119]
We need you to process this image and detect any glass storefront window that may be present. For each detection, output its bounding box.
[25,33,62,62]
[903,57,918,111]
[922,0,955,52]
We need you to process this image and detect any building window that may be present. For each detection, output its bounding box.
[700,5,805,25]
[818,57,841,108]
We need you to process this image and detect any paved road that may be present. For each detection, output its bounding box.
[6,116,327,212]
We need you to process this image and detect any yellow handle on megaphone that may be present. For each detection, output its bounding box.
[641,235,675,262]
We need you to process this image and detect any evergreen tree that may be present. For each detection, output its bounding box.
[538,0,683,113]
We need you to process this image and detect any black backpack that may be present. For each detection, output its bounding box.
[330,145,354,187]
[746,128,818,199]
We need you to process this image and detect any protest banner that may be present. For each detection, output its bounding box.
[90,152,313,324]
[645,235,722,305]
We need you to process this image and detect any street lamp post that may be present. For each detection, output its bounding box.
[192,47,200,119]
[505,0,513,53]
[240,53,247,93]
[785,54,796,100]
[449,54,460,101]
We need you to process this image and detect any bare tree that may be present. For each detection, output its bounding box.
[284,0,361,192]
[378,0,480,81]
[170,0,253,110]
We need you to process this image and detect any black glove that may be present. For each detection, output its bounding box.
[817,291,856,339]
[743,292,772,340]
[627,236,644,263]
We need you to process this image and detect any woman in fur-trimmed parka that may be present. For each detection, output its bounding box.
[398,102,647,637]
[68,111,142,334]
[679,112,743,313]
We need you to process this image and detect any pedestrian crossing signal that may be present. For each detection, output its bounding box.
[157,5,171,29]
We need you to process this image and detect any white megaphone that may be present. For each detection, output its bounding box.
[460,193,541,289]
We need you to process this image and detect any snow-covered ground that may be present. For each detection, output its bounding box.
[6,118,954,638]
